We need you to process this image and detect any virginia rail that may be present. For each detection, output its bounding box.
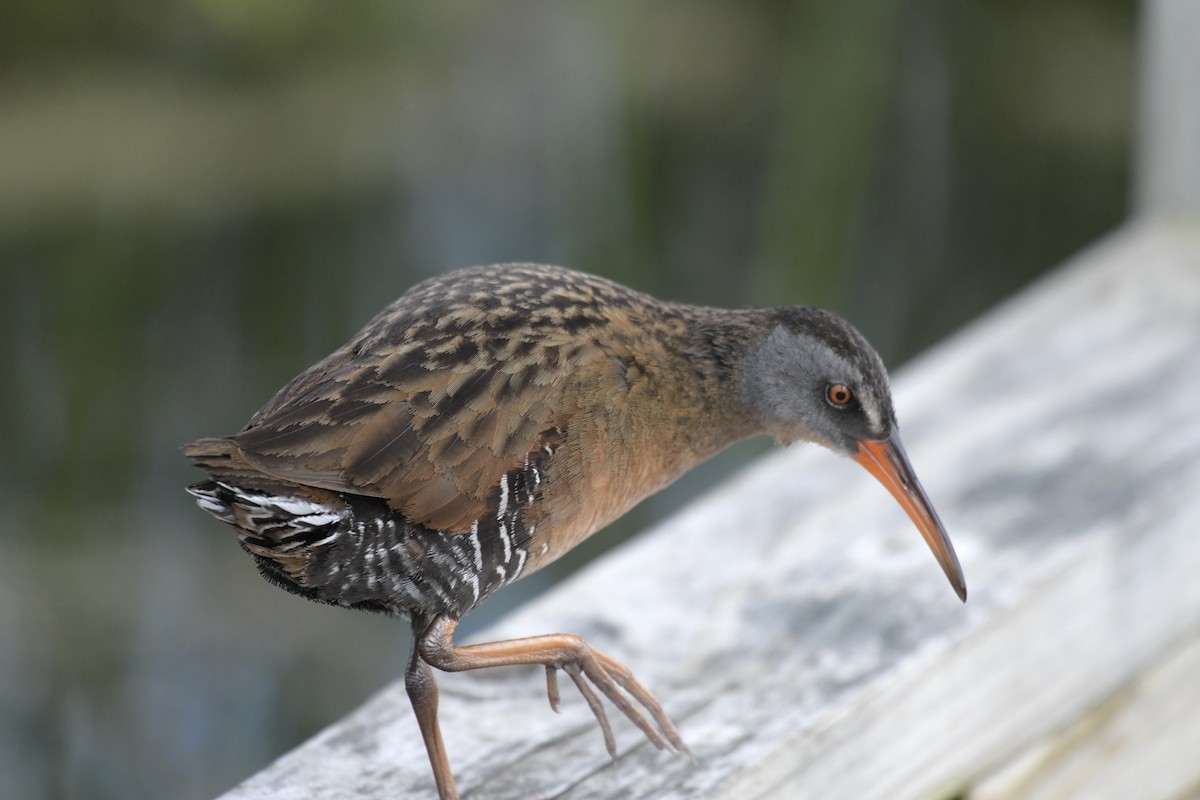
[185,264,965,799]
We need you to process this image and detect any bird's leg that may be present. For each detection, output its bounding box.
[417,616,690,762]
[406,618,460,800]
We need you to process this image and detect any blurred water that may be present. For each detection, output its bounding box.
[0,3,1133,798]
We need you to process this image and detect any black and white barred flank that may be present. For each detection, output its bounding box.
[187,451,548,620]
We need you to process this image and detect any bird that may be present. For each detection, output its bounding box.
[184,263,965,799]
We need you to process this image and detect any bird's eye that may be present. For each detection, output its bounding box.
[826,383,854,407]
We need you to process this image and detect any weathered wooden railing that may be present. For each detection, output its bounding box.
[219,3,1200,798]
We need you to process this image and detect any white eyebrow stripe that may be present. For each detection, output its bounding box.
[862,394,883,432]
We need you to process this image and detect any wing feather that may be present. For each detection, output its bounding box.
[230,339,596,532]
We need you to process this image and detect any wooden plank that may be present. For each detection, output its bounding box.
[217,222,1200,800]
[971,627,1200,800]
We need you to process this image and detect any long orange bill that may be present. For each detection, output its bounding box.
[854,433,967,602]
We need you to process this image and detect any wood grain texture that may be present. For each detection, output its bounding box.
[216,222,1200,800]
[971,627,1200,800]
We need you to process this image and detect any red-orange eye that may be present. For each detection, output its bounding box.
[826,383,854,407]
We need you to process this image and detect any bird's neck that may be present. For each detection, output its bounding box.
[632,304,775,460]
[522,304,775,568]
[678,303,775,417]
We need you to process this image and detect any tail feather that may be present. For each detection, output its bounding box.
[183,437,261,482]
[184,436,460,618]
[185,436,347,589]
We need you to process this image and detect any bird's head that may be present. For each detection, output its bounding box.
[742,307,967,601]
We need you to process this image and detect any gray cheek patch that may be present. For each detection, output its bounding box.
[741,326,863,425]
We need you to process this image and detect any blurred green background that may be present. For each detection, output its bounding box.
[0,2,1133,798]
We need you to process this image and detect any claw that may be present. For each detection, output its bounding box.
[545,666,562,713]
[593,650,692,759]
[576,651,673,754]
[564,662,618,761]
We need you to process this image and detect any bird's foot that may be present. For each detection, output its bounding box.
[417,617,691,763]
[542,642,691,762]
